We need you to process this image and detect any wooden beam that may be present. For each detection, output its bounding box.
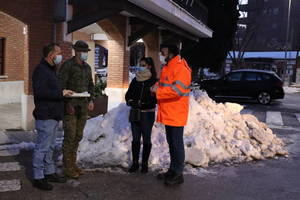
[67,9,122,33]
[128,25,157,46]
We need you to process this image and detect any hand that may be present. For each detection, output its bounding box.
[88,101,94,111]
[150,84,158,93]
[63,90,74,97]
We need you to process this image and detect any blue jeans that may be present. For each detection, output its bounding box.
[32,120,59,179]
[165,125,185,174]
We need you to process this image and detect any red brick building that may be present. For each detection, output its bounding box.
[0,0,212,130]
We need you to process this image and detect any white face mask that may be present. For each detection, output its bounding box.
[159,55,166,65]
[80,52,88,61]
[53,55,63,65]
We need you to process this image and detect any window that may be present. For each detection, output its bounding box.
[227,72,242,81]
[273,8,279,15]
[244,72,257,81]
[0,38,4,75]
[272,23,278,29]
[261,73,272,80]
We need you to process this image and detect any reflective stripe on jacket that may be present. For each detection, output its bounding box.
[156,55,192,126]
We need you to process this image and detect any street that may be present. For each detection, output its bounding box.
[0,91,299,200]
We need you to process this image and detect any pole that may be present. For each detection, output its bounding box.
[284,0,292,85]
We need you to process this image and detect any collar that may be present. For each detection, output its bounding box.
[41,59,56,71]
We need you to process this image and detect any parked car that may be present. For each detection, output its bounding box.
[199,69,284,104]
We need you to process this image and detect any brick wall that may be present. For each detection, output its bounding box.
[0,12,26,82]
[98,15,129,88]
[0,0,55,94]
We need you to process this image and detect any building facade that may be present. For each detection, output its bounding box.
[239,0,300,51]
[0,0,213,130]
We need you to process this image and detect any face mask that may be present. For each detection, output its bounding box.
[80,52,88,61]
[138,66,147,71]
[159,54,166,65]
[53,55,63,65]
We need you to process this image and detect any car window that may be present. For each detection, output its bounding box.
[261,73,272,80]
[227,72,242,81]
[244,72,258,81]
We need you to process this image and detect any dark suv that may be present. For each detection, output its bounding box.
[200,69,284,104]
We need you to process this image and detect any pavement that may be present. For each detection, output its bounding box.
[0,92,300,200]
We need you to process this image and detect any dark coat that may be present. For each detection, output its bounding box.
[32,59,64,121]
[125,77,157,110]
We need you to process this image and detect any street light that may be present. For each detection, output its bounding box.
[284,0,292,85]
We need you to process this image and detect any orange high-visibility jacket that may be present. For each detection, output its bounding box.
[156,55,192,127]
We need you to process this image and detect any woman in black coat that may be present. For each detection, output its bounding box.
[125,57,157,173]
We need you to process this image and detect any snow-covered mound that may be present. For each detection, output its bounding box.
[78,90,287,170]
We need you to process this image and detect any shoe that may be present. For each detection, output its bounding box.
[33,178,53,191]
[141,144,151,174]
[164,173,184,186]
[129,141,141,173]
[141,164,148,174]
[45,173,67,183]
[64,169,80,179]
[129,163,139,173]
[156,170,174,180]
[74,166,84,175]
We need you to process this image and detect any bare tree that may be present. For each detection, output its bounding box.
[229,0,265,69]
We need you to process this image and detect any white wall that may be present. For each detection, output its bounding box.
[0,81,24,104]
[296,68,300,84]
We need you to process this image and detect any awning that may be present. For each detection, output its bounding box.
[127,0,213,38]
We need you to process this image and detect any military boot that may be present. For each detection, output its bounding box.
[72,152,84,175]
[63,153,80,179]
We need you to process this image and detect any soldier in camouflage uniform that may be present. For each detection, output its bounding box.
[59,40,95,179]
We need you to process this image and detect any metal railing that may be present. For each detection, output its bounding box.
[170,0,208,23]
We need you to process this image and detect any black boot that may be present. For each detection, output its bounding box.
[156,170,175,180]
[129,141,140,173]
[45,173,67,183]
[141,144,152,174]
[33,178,53,191]
[164,173,184,186]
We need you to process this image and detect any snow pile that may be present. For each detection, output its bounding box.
[284,87,300,94]
[77,90,287,170]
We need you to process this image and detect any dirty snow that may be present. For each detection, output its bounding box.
[284,87,300,94]
[77,90,288,172]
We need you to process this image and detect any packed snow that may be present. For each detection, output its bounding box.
[77,90,288,172]
[284,87,300,94]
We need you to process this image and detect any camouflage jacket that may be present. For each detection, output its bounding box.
[59,57,94,103]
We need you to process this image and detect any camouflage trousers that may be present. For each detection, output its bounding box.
[62,103,88,176]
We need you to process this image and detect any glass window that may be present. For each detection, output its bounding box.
[227,72,242,81]
[273,8,279,15]
[244,72,257,81]
[261,73,272,80]
[0,38,4,75]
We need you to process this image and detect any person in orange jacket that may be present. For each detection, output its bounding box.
[151,44,191,185]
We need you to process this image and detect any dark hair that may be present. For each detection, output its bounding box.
[140,57,157,79]
[160,44,180,56]
[43,43,60,58]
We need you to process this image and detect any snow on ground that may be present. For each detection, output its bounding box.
[284,87,300,94]
[77,90,288,172]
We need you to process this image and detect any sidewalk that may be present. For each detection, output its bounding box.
[0,103,21,131]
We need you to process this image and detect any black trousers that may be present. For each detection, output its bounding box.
[165,125,185,174]
[131,112,155,145]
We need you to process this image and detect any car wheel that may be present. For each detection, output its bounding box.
[257,92,271,105]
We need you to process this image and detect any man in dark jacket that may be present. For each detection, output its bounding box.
[32,43,73,191]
